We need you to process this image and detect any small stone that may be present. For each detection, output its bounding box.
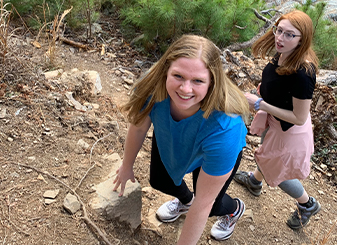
[249,225,255,231]
[44,69,63,79]
[124,78,134,85]
[76,139,90,152]
[142,187,153,194]
[8,137,13,142]
[0,108,6,119]
[318,190,325,195]
[45,199,57,205]
[43,189,60,199]
[10,172,20,178]
[243,209,254,221]
[28,156,36,161]
[37,174,48,184]
[63,193,81,214]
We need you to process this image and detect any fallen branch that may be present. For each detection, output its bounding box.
[261,9,280,18]
[225,9,281,51]
[59,36,87,50]
[10,162,114,245]
[75,132,114,191]
[5,195,30,236]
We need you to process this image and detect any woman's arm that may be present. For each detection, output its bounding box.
[245,93,311,125]
[177,168,232,245]
[113,116,151,196]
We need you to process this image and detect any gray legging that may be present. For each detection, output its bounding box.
[278,179,305,199]
[260,127,305,199]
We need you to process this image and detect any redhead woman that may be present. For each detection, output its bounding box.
[234,10,321,229]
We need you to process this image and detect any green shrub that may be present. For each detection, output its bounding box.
[118,0,262,51]
[190,0,262,47]
[296,1,337,69]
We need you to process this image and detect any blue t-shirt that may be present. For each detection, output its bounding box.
[149,97,247,186]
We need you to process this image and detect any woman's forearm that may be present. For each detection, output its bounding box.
[259,99,310,125]
[177,201,212,245]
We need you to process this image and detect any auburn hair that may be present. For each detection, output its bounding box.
[252,10,318,76]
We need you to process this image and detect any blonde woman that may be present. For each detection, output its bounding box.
[234,10,321,229]
[113,34,249,243]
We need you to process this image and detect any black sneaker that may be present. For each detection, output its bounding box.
[233,170,262,196]
[286,197,321,230]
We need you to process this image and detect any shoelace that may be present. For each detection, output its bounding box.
[296,204,314,220]
[167,199,182,212]
[293,208,309,221]
[217,215,231,230]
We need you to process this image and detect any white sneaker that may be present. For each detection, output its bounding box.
[211,198,245,240]
[156,198,191,222]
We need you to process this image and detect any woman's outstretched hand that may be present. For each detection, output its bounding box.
[244,92,259,110]
[113,165,135,196]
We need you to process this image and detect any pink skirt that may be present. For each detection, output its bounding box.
[250,112,314,187]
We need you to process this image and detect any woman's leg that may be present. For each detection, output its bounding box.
[252,168,264,182]
[194,151,243,217]
[149,134,193,204]
[208,151,246,241]
[278,179,306,200]
[278,179,321,229]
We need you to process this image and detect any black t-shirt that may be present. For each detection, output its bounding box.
[259,58,316,131]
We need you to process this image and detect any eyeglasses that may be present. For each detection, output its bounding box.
[272,26,301,41]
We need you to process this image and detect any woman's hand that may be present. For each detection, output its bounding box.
[244,92,259,110]
[257,83,261,95]
[113,164,135,196]
[112,116,152,197]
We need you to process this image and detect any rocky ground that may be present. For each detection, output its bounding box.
[1,13,337,245]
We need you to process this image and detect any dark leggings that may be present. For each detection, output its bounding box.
[149,134,242,216]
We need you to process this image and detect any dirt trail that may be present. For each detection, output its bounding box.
[0,25,336,245]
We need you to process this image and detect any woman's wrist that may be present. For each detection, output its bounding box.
[254,98,263,110]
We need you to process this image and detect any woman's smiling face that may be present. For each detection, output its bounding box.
[166,57,211,120]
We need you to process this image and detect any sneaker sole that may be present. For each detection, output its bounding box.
[156,210,189,223]
[286,202,322,230]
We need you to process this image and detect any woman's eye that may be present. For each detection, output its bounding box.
[277,29,283,35]
[284,32,293,38]
[174,74,182,79]
[194,79,203,83]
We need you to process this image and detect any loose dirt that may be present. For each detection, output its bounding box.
[1,16,336,245]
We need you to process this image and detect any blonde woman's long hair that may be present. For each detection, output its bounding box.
[123,34,249,125]
[252,10,318,76]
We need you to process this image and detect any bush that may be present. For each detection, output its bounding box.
[296,1,337,69]
[118,0,263,52]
